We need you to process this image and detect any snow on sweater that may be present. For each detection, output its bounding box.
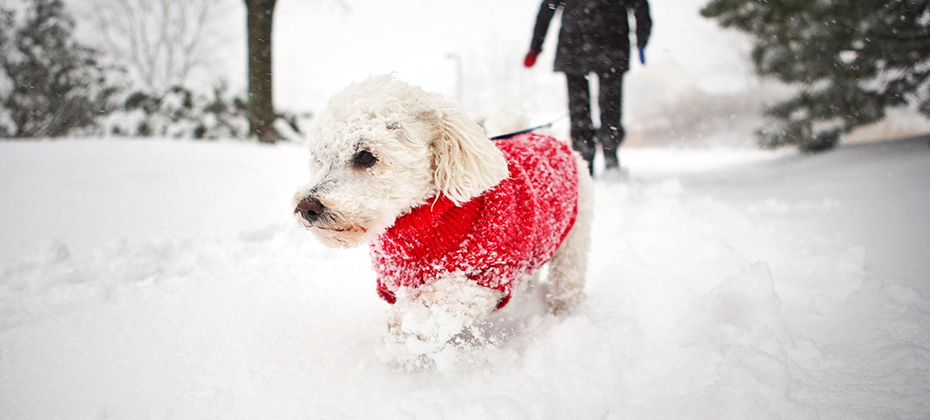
[370,133,579,309]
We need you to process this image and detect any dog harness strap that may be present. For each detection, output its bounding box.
[488,115,567,140]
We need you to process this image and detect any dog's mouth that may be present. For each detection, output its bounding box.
[314,225,366,234]
[293,207,362,234]
[292,198,384,248]
[308,223,371,248]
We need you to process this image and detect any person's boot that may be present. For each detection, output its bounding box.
[582,149,595,176]
[571,127,596,176]
[604,149,619,169]
[598,126,624,171]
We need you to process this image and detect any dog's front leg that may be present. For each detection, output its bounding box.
[383,275,502,369]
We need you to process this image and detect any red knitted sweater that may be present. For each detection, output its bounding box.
[370,133,579,309]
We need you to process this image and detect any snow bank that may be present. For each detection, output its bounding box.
[1,137,929,419]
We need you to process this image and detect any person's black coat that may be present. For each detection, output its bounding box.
[529,0,651,75]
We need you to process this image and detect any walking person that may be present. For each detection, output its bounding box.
[524,0,651,175]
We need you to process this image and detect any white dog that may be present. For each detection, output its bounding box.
[294,75,593,367]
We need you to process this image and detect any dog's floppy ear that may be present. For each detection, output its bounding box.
[426,106,509,205]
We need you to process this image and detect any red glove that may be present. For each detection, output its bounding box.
[524,51,538,68]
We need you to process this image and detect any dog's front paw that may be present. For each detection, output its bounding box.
[380,300,475,370]
[379,279,503,369]
[381,323,460,371]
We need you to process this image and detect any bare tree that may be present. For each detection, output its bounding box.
[88,0,226,90]
[244,0,276,143]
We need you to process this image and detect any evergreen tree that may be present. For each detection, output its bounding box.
[701,0,930,152]
[0,0,120,138]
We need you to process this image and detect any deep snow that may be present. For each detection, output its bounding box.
[1,136,929,419]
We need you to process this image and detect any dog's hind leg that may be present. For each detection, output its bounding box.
[546,161,594,315]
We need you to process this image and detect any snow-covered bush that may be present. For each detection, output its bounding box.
[100,81,311,141]
[102,82,251,139]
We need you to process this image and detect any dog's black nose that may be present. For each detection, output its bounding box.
[296,196,326,222]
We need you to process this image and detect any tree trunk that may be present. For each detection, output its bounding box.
[245,0,277,143]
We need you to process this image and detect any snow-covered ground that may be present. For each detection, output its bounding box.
[1,136,929,419]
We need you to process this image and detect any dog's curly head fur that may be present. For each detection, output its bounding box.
[293,75,510,248]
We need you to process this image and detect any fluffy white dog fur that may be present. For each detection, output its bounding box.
[293,75,593,368]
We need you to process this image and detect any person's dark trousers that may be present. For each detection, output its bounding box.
[566,72,626,174]
[566,73,596,176]
[597,70,625,169]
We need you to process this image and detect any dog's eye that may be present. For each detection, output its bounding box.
[352,150,378,169]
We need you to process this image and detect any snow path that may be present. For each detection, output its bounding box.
[1,137,928,419]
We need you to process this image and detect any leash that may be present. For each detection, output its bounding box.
[489,115,567,140]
